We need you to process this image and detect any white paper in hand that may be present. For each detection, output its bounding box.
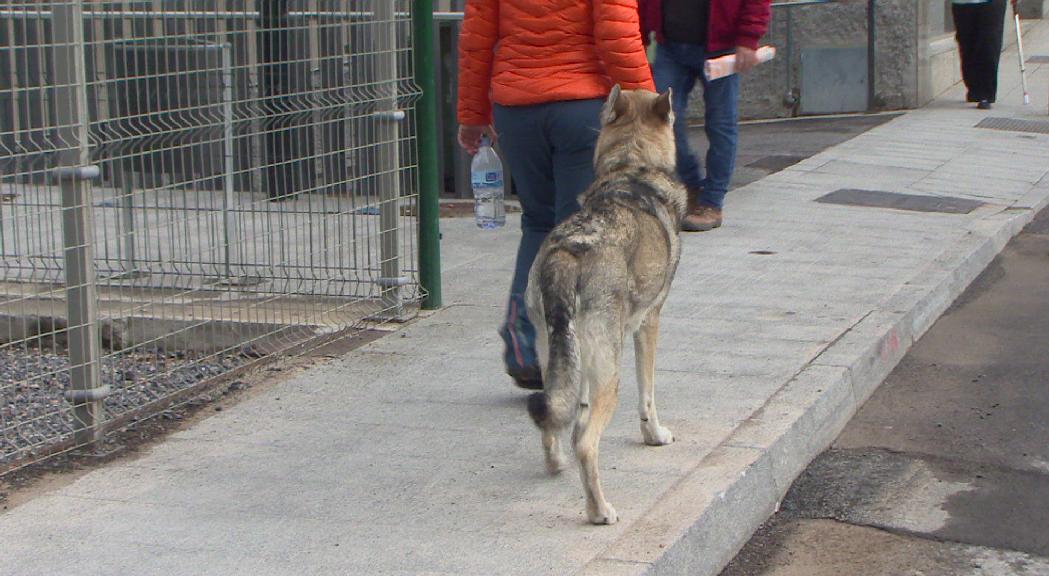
[703,46,777,81]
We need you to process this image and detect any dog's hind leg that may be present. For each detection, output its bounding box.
[635,306,674,446]
[541,426,566,474]
[574,343,621,525]
[529,297,567,474]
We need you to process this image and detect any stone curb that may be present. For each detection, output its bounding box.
[580,193,1049,575]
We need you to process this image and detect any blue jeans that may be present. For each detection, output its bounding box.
[492,98,603,373]
[651,41,740,209]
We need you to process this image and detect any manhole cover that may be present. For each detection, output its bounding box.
[1027,55,1049,63]
[816,189,983,214]
[975,117,1049,135]
[747,154,808,172]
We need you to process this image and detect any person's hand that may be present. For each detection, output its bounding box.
[458,124,497,155]
[735,46,760,74]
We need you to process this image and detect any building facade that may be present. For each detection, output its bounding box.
[730,0,1048,120]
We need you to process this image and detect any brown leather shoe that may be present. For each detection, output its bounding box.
[682,204,723,232]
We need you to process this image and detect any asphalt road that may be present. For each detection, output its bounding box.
[720,207,1049,575]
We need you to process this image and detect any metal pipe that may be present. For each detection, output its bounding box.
[426,2,835,23]
[415,0,442,310]
[52,0,106,450]
[868,0,876,111]
[0,4,833,21]
[0,10,406,20]
[784,8,797,110]
[221,42,237,280]
[120,172,137,274]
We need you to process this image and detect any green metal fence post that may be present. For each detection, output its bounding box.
[414,0,443,309]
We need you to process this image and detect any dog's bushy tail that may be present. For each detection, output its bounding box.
[528,251,582,433]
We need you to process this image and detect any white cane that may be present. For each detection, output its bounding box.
[1014,3,1031,105]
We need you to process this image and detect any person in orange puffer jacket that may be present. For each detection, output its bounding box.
[457,0,655,391]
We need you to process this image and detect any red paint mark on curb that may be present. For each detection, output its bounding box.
[881,328,900,361]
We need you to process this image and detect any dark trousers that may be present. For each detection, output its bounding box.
[952,0,1008,103]
[492,98,604,372]
[651,42,740,209]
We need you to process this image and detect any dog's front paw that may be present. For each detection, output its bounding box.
[642,424,674,446]
[588,502,619,525]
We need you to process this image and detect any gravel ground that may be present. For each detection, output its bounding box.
[1,347,246,466]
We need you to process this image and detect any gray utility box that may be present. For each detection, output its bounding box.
[800,46,869,115]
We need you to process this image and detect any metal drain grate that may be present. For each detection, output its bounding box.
[747,154,808,172]
[1026,55,1049,63]
[975,117,1049,135]
[816,189,984,214]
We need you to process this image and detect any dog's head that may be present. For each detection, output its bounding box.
[594,85,676,175]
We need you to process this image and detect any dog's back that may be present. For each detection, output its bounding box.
[524,87,686,525]
[527,167,681,422]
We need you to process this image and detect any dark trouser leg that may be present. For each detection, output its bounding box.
[651,42,703,194]
[952,4,981,101]
[954,0,1007,103]
[699,69,740,209]
[492,100,601,378]
[976,0,1008,102]
[548,99,603,222]
[493,103,554,376]
[492,104,556,299]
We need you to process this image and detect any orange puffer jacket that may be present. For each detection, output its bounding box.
[457,0,655,126]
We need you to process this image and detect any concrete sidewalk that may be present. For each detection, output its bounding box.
[3,23,1049,576]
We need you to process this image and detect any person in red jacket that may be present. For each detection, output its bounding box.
[457,0,654,390]
[639,0,770,231]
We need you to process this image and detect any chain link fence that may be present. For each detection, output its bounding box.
[1,0,422,471]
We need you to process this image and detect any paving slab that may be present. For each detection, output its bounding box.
[3,21,1049,576]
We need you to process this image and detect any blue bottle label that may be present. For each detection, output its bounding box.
[472,172,502,188]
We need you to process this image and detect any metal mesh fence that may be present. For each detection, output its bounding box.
[1,0,422,471]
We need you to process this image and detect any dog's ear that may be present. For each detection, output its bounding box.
[602,84,629,124]
[652,88,673,124]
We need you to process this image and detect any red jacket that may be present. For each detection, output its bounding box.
[638,0,771,52]
[458,0,655,126]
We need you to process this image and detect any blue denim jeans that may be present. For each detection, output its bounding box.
[492,98,604,374]
[651,41,740,209]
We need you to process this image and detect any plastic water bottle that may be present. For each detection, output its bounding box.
[471,135,505,229]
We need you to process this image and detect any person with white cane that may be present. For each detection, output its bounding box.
[951,0,1009,110]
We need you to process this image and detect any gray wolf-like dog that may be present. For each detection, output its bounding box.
[525,86,687,525]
